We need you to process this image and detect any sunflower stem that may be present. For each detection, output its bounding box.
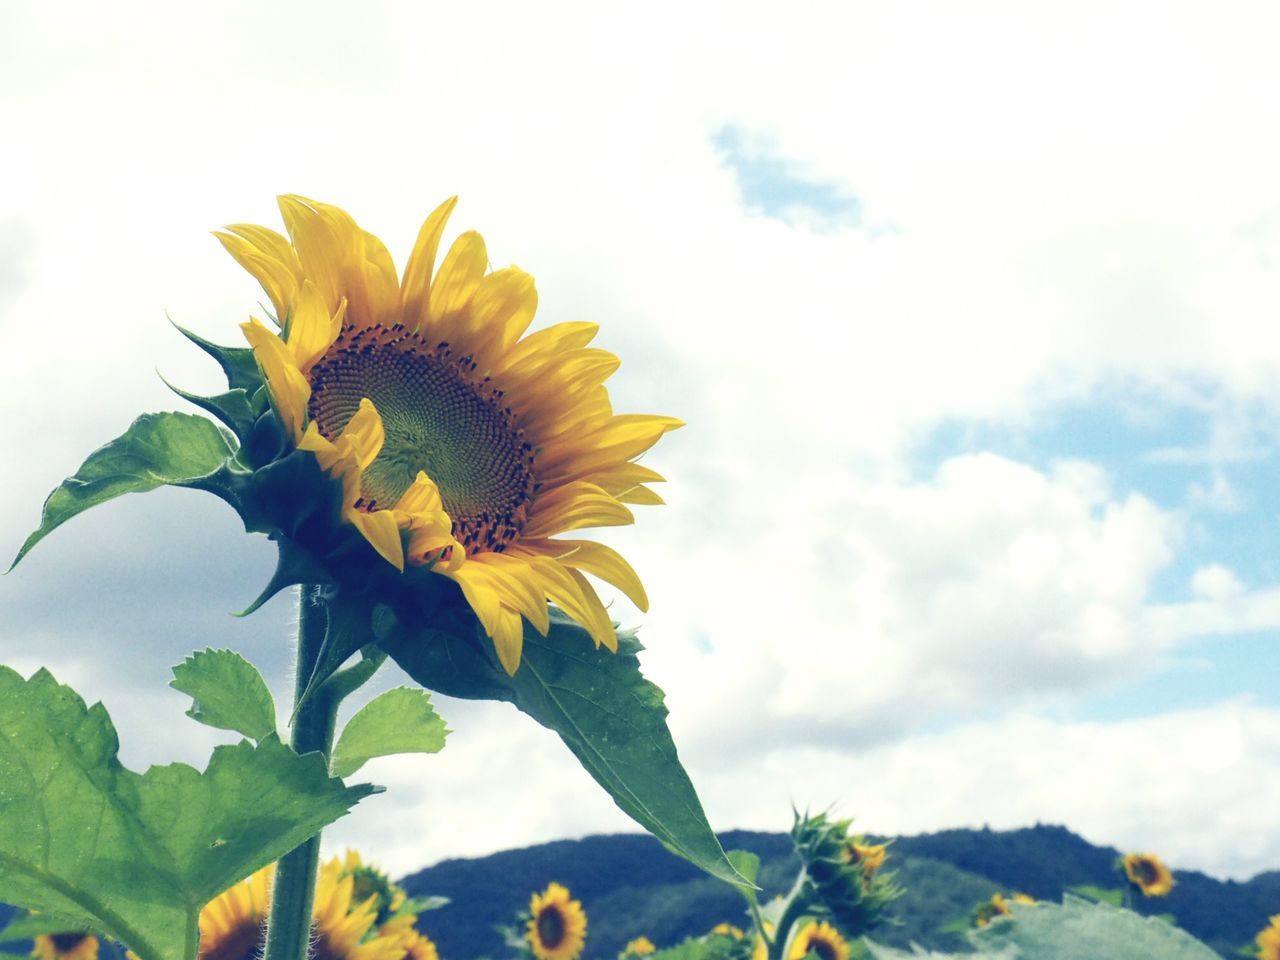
[767,871,811,960]
[263,585,344,960]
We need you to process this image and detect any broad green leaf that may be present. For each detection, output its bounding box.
[0,666,374,960]
[378,607,751,892]
[970,896,1219,960]
[330,687,448,778]
[170,649,277,741]
[10,412,235,569]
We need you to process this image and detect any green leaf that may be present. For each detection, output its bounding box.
[864,942,1014,959]
[0,665,374,960]
[378,607,751,892]
[970,896,1220,960]
[330,687,449,778]
[1064,884,1124,907]
[10,412,236,569]
[726,850,761,908]
[0,912,92,944]
[170,649,277,741]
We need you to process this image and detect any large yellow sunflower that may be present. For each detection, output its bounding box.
[220,196,678,674]
[526,882,587,960]
[1256,914,1280,960]
[32,934,99,960]
[1121,852,1175,897]
[786,921,848,960]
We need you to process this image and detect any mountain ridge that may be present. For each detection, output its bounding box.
[398,824,1278,960]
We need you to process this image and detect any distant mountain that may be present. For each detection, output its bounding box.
[398,824,1279,960]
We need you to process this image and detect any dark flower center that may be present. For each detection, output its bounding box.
[308,323,536,555]
[536,906,567,948]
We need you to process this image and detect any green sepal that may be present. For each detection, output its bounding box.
[969,895,1219,959]
[236,537,335,617]
[9,412,237,570]
[161,375,261,446]
[171,322,263,393]
[378,605,752,893]
[170,649,277,741]
[0,665,375,960]
[330,687,449,778]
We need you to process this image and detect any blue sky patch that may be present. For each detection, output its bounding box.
[713,125,862,228]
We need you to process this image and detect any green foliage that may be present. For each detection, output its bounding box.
[170,648,277,741]
[0,665,375,960]
[9,412,236,569]
[726,850,762,908]
[1064,884,1123,907]
[379,606,750,893]
[863,943,1014,959]
[969,895,1221,959]
[330,687,449,778]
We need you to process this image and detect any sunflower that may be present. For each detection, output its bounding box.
[1256,914,1280,960]
[1121,852,1175,897]
[974,893,1010,928]
[220,196,679,674]
[786,921,848,960]
[312,855,409,960]
[32,934,99,960]
[840,841,887,876]
[195,864,273,960]
[621,937,655,957]
[526,883,587,960]
[709,924,743,938]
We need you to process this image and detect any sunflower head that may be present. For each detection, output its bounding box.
[32,934,99,960]
[212,195,679,674]
[620,937,656,958]
[1256,914,1280,960]
[526,883,587,960]
[1121,852,1175,897]
[196,864,273,960]
[785,921,849,960]
[790,811,899,937]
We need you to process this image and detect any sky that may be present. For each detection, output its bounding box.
[2,1,1279,883]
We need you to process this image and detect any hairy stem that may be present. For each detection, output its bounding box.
[262,586,342,960]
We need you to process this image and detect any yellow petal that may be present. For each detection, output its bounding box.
[531,538,649,611]
[495,321,599,375]
[287,281,345,372]
[491,606,525,676]
[214,232,300,324]
[463,266,538,359]
[472,553,550,636]
[241,317,310,440]
[335,397,386,471]
[401,196,458,330]
[522,482,634,539]
[277,195,345,311]
[394,470,445,515]
[426,230,488,333]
